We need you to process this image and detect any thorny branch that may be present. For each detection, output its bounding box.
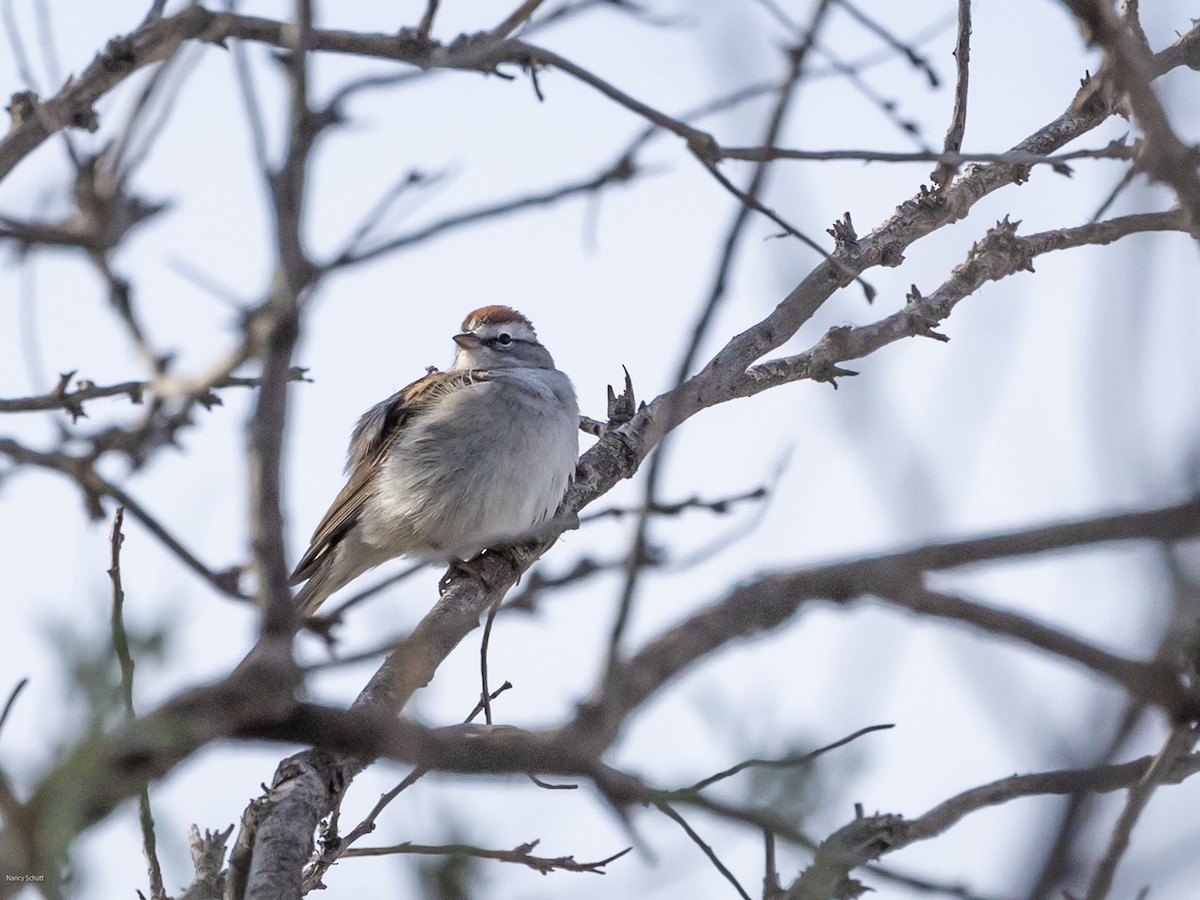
[0,367,308,420]
[732,210,1196,401]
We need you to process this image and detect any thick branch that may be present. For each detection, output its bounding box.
[566,496,1200,752]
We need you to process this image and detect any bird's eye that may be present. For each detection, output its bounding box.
[496,333,512,346]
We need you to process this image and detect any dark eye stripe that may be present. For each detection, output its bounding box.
[481,333,532,350]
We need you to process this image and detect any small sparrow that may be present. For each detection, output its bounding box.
[291,306,579,615]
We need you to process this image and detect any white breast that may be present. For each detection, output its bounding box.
[364,368,579,560]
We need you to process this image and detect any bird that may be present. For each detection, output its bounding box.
[290,306,580,616]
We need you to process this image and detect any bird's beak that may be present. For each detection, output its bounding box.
[453,333,482,350]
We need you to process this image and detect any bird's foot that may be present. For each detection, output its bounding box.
[439,549,524,595]
[439,557,472,594]
[439,555,503,594]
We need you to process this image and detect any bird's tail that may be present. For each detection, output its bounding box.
[293,566,338,618]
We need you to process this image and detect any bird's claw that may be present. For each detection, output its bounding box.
[606,366,636,427]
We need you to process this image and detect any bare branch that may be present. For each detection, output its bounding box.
[490,0,549,40]
[340,837,630,874]
[1083,724,1200,900]
[0,437,245,597]
[225,2,271,180]
[672,724,895,796]
[732,210,1196,403]
[0,679,27,738]
[656,801,752,900]
[718,141,1134,168]
[1059,0,1200,227]
[331,153,638,268]
[108,508,166,900]
[301,682,514,892]
[0,368,306,420]
[782,747,1200,898]
[931,0,971,192]
[567,496,1200,753]
[833,0,941,87]
[580,487,768,523]
[415,0,438,39]
[0,675,29,832]
[1,0,41,92]
[873,585,1181,711]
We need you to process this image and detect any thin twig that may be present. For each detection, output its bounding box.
[301,682,514,891]
[834,0,941,86]
[0,679,28,738]
[1090,164,1139,222]
[340,838,631,874]
[0,369,295,418]
[479,597,503,725]
[313,561,425,628]
[672,724,895,796]
[31,0,62,88]
[580,487,767,523]
[698,156,872,295]
[329,168,444,263]
[225,0,271,179]
[655,801,752,900]
[763,828,781,899]
[491,0,549,39]
[332,154,637,268]
[809,38,932,148]
[718,142,1134,167]
[108,508,166,900]
[1,0,42,91]
[931,0,971,192]
[416,0,438,38]
[0,679,28,829]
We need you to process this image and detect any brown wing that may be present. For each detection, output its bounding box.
[289,369,487,585]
